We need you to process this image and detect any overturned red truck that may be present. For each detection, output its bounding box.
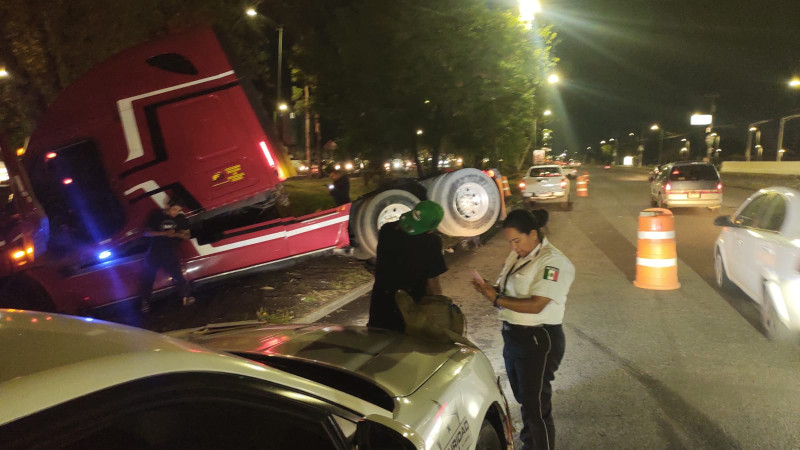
[0,28,503,314]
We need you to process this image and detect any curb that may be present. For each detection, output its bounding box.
[292,282,374,324]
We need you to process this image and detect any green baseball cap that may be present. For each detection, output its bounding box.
[399,201,444,235]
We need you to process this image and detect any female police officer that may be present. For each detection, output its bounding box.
[471,209,574,450]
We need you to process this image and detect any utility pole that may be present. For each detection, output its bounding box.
[304,86,311,177]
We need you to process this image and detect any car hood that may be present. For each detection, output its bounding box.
[169,323,461,397]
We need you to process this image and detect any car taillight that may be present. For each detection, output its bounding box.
[560,179,567,189]
[519,181,526,189]
[717,183,723,193]
[665,183,671,192]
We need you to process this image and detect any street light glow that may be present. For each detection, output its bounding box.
[749,127,758,131]
[416,129,424,135]
[609,138,615,142]
[543,109,552,116]
[246,7,257,16]
[547,73,560,84]
[629,132,635,136]
[789,77,800,88]
[278,102,288,111]
[600,140,606,144]
[650,124,660,131]
[0,68,8,78]
[518,0,541,29]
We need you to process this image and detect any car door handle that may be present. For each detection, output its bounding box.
[736,239,743,245]
[761,246,774,254]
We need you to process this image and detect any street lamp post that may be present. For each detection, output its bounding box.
[776,114,800,160]
[745,120,769,161]
[246,9,285,108]
[650,124,665,165]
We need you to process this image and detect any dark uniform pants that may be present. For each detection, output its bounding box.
[139,249,191,303]
[502,323,565,450]
[367,288,405,333]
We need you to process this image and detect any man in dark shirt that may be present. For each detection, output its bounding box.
[328,169,351,206]
[368,200,447,332]
[138,199,195,313]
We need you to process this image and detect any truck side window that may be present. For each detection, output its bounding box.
[146,53,199,75]
[29,141,125,248]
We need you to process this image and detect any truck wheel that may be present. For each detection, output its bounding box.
[357,189,420,256]
[1,276,56,312]
[429,169,500,237]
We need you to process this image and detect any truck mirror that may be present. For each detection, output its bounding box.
[355,415,424,450]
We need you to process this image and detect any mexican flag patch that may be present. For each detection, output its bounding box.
[544,266,559,281]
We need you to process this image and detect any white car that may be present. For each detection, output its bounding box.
[0,310,513,449]
[713,187,800,340]
[519,165,572,210]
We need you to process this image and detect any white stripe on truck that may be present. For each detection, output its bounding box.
[117,71,235,162]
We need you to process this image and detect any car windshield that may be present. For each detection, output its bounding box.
[529,167,562,177]
[669,165,718,181]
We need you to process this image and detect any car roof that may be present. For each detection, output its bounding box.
[669,161,716,167]
[0,310,388,425]
[528,165,561,169]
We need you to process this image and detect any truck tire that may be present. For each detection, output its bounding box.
[429,169,500,237]
[1,276,56,312]
[356,189,420,257]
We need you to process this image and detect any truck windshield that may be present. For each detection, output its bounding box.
[29,141,125,247]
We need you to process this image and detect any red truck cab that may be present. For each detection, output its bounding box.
[1,28,350,313]
[1,27,502,314]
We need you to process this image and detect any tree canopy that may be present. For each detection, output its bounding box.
[1,0,558,175]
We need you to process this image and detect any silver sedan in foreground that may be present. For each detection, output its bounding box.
[0,309,513,449]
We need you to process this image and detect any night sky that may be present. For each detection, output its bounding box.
[543,0,800,160]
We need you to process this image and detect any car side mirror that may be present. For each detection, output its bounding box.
[713,215,734,227]
[356,415,424,450]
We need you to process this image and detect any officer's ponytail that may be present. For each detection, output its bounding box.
[503,209,548,240]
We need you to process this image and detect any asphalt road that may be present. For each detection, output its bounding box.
[321,167,800,449]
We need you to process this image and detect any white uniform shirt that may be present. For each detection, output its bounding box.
[495,237,575,326]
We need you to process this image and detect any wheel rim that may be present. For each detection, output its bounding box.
[375,203,412,229]
[714,252,724,287]
[451,182,489,222]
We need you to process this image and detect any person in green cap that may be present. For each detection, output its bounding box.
[367,200,448,332]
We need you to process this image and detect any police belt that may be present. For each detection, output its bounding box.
[502,321,561,331]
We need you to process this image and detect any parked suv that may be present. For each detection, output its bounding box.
[649,161,722,209]
[520,165,572,210]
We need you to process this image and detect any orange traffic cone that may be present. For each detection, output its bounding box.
[576,174,589,197]
[633,208,680,290]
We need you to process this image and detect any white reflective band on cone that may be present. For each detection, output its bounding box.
[636,257,677,268]
[638,230,675,240]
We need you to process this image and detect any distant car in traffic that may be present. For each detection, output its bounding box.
[649,161,722,209]
[713,187,800,341]
[519,164,572,210]
[0,310,513,449]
